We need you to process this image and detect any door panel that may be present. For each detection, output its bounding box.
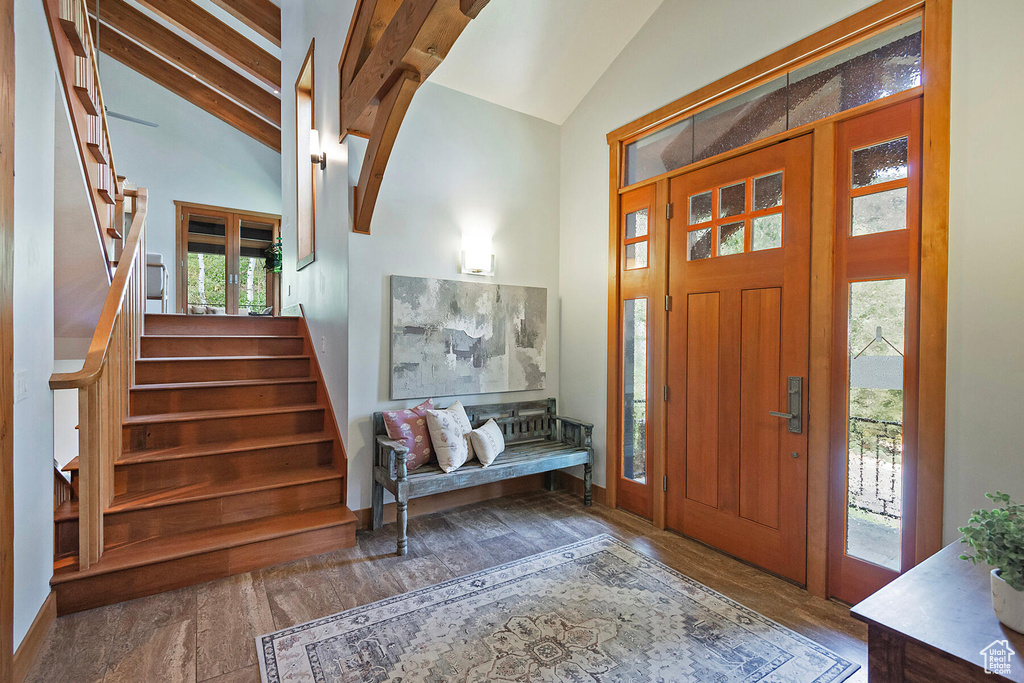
[667,135,812,584]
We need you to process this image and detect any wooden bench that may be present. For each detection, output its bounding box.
[372,398,593,555]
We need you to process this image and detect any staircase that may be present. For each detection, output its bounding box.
[52,314,355,615]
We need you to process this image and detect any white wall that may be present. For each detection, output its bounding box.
[12,0,57,649]
[99,55,283,312]
[558,0,1024,542]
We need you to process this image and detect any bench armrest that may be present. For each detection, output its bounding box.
[552,415,594,449]
[375,435,409,479]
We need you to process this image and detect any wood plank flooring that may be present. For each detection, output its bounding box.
[25,490,868,682]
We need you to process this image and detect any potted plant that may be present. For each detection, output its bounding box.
[960,491,1024,633]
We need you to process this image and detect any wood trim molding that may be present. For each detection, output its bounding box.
[295,39,316,269]
[1,0,14,675]
[12,592,56,683]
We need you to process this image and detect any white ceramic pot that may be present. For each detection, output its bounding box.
[992,569,1024,634]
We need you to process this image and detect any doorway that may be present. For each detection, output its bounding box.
[175,202,281,315]
[665,136,812,584]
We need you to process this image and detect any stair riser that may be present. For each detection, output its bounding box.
[141,336,304,358]
[144,315,299,336]
[53,521,356,615]
[55,520,78,559]
[135,358,310,384]
[113,442,335,494]
[124,410,326,451]
[130,381,318,415]
[101,479,345,550]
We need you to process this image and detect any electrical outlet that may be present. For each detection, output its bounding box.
[14,371,28,403]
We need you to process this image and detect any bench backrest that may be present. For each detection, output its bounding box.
[373,398,557,445]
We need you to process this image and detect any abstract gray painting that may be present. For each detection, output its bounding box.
[390,276,546,400]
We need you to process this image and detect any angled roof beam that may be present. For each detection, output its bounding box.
[97,23,281,151]
[134,0,281,90]
[91,0,280,125]
[341,0,488,233]
[209,0,281,48]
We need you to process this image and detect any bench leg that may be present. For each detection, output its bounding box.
[545,471,558,492]
[371,479,384,530]
[583,462,593,507]
[396,500,408,556]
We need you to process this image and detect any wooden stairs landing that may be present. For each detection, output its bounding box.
[52,313,355,615]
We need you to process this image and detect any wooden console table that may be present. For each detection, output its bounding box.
[852,542,1024,682]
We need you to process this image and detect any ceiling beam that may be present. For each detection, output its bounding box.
[91,0,280,125]
[209,0,281,48]
[134,0,280,89]
[340,0,488,233]
[97,23,280,151]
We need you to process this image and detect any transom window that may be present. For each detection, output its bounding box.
[687,171,785,260]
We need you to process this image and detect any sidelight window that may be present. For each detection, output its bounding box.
[622,298,648,483]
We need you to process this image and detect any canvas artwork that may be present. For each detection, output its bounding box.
[390,276,547,400]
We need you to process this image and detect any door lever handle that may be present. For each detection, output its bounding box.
[769,377,803,434]
[769,411,796,420]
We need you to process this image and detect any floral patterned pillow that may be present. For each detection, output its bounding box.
[382,399,435,470]
[425,401,476,473]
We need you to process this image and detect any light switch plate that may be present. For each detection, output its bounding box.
[14,371,28,403]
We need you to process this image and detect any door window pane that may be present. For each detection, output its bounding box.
[688,228,712,260]
[852,187,907,236]
[239,256,268,314]
[689,191,712,225]
[719,182,746,218]
[752,214,783,251]
[852,137,908,188]
[846,279,906,571]
[187,252,226,308]
[625,242,648,270]
[625,208,649,239]
[754,172,784,210]
[623,299,648,483]
[719,221,745,256]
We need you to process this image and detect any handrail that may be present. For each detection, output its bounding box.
[51,188,147,390]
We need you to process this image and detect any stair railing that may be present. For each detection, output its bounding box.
[49,189,148,570]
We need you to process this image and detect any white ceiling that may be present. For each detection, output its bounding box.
[429,0,664,125]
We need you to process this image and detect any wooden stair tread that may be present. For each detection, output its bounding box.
[141,334,305,341]
[136,354,311,362]
[123,403,323,426]
[54,466,344,520]
[62,431,336,472]
[51,505,357,582]
[131,377,317,392]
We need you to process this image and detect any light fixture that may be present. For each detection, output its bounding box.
[460,245,495,276]
[309,129,326,170]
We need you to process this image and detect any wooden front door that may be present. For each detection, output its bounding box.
[666,136,812,584]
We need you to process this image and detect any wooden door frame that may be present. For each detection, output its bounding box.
[1,0,14,675]
[174,200,282,315]
[604,0,951,599]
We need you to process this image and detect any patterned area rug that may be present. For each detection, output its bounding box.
[256,535,859,683]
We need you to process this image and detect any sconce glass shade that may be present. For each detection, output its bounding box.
[460,250,495,276]
[309,129,326,169]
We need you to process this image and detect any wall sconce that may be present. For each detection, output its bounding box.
[310,129,326,170]
[460,248,495,276]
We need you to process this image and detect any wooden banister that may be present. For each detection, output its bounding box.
[49,189,148,570]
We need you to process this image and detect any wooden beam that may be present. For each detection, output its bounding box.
[0,0,13,679]
[134,0,280,89]
[209,0,280,48]
[353,71,419,234]
[92,0,280,125]
[460,0,488,19]
[97,24,280,152]
[340,0,404,92]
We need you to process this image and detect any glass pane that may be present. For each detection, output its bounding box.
[846,279,906,571]
[752,214,783,250]
[689,191,712,225]
[789,17,922,128]
[852,187,907,236]
[852,137,908,188]
[688,228,712,260]
[625,209,649,240]
[622,298,648,483]
[625,241,648,270]
[719,182,746,218]
[187,252,226,308]
[239,256,268,314]
[694,75,788,162]
[719,221,745,256]
[754,172,783,211]
[625,117,694,186]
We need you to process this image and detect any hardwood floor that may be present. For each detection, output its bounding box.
[25,490,868,682]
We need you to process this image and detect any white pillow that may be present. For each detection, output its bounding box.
[425,401,475,473]
[470,419,505,467]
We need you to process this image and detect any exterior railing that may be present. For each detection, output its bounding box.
[49,189,148,570]
[848,415,903,520]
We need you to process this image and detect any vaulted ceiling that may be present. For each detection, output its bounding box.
[89,0,282,151]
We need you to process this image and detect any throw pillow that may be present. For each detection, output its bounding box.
[425,401,476,473]
[469,419,505,467]
[382,399,435,471]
